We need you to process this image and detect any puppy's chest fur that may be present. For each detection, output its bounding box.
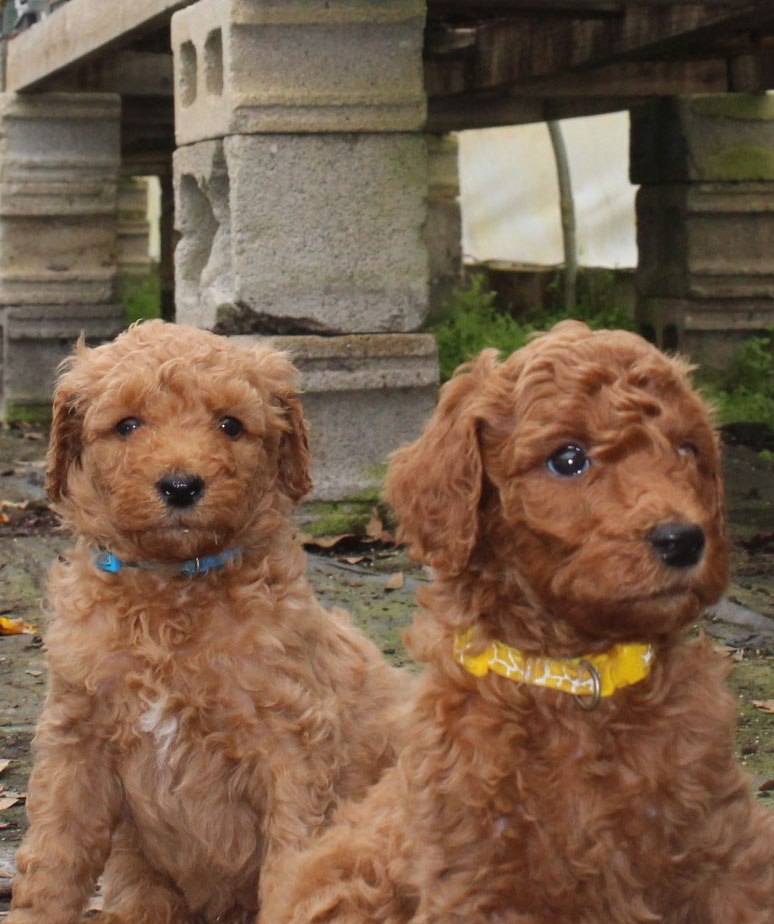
[49,571,349,856]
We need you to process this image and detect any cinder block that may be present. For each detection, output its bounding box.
[171,0,426,143]
[635,295,774,368]
[1,304,125,419]
[174,133,430,334]
[118,177,152,279]
[0,93,120,217]
[231,332,439,500]
[0,92,122,420]
[636,182,774,299]
[631,95,774,184]
[0,93,120,308]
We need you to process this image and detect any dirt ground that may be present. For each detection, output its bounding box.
[0,423,772,908]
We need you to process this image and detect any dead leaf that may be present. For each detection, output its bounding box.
[384,572,405,591]
[22,431,43,441]
[752,700,774,714]
[0,759,10,776]
[759,778,774,793]
[365,507,396,544]
[365,508,384,539]
[343,557,366,565]
[0,616,38,636]
[0,796,20,811]
[25,670,43,678]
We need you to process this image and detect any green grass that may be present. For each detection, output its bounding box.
[696,332,774,430]
[123,272,162,326]
[427,270,634,381]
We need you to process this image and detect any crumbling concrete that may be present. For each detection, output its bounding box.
[171,0,441,502]
[174,133,430,334]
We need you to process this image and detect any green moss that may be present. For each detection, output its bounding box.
[701,145,774,181]
[5,404,51,425]
[300,500,378,537]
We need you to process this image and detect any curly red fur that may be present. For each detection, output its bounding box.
[9,321,402,924]
[261,321,774,924]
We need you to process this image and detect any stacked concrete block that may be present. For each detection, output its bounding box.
[172,0,443,501]
[171,0,426,142]
[631,95,774,365]
[117,176,152,287]
[0,93,123,420]
[235,332,439,501]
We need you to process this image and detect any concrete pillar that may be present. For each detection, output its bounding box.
[117,176,152,291]
[171,0,442,502]
[426,134,462,322]
[631,95,774,367]
[0,93,123,421]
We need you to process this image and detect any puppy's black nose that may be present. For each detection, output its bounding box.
[647,523,705,568]
[156,474,205,509]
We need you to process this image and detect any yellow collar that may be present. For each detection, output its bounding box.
[453,628,654,706]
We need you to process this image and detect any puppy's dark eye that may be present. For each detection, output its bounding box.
[678,441,699,459]
[546,445,590,478]
[219,417,243,438]
[115,417,142,437]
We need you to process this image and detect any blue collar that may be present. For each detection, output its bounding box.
[94,548,242,577]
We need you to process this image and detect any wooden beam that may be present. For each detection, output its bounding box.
[4,0,198,92]
[425,2,774,96]
[38,51,174,96]
[426,93,645,131]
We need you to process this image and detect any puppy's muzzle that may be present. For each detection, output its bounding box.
[647,523,705,569]
[156,473,206,509]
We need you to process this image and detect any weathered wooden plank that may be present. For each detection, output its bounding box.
[426,2,774,97]
[4,0,198,92]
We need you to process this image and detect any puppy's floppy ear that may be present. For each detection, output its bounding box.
[276,391,313,503]
[46,372,85,504]
[386,350,497,573]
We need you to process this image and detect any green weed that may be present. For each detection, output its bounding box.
[697,332,774,430]
[427,270,634,381]
[123,272,162,326]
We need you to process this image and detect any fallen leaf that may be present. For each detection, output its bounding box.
[365,508,384,539]
[343,557,366,565]
[0,759,10,776]
[384,572,405,591]
[752,700,774,714]
[365,507,396,544]
[22,431,43,441]
[759,778,774,793]
[0,616,38,636]
[25,670,43,678]
[0,796,20,811]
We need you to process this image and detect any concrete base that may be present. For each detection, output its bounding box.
[1,304,124,420]
[636,295,774,367]
[231,332,439,500]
